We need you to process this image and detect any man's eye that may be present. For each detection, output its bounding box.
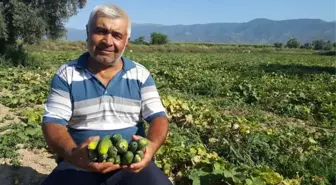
[95,29,107,35]
[113,33,122,39]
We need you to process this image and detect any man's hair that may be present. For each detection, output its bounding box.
[87,4,131,39]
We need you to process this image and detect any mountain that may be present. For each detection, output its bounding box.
[66,28,86,41]
[66,18,336,44]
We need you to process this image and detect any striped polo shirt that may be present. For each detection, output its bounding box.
[42,52,167,146]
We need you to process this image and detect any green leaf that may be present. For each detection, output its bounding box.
[308,137,317,144]
[262,172,283,184]
[223,170,234,178]
[245,179,253,185]
[251,176,266,185]
[16,132,28,141]
[25,127,40,136]
[213,162,224,174]
[213,162,221,171]
[188,169,209,185]
[189,148,197,154]
[181,103,189,110]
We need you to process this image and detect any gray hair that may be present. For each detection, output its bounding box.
[87,4,131,39]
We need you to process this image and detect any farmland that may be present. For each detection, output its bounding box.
[0,44,335,185]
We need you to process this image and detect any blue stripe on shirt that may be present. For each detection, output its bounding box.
[71,78,142,102]
[144,111,167,123]
[142,74,155,88]
[42,117,68,125]
[51,74,70,93]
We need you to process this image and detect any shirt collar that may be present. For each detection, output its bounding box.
[75,52,135,71]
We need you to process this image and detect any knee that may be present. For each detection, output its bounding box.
[136,161,173,185]
[105,162,173,185]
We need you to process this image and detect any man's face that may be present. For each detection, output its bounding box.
[87,16,129,66]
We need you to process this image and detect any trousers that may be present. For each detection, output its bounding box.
[41,161,172,185]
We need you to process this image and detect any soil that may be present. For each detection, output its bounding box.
[0,103,57,185]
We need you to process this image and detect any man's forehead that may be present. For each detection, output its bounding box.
[91,17,128,30]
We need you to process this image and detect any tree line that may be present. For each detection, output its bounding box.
[131,32,168,45]
[274,38,336,50]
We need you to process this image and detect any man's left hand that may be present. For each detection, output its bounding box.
[121,135,157,173]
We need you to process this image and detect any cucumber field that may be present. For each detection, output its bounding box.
[0,44,335,185]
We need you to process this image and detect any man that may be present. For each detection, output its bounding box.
[41,4,172,185]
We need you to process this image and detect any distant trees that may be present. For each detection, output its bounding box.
[312,40,327,50]
[150,32,168,45]
[310,40,334,50]
[325,41,333,50]
[131,32,169,45]
[303,43,313,50]
[274,38,335,51]
[286,38,300,48]
[273,42,283,48]
[132,36,147,45]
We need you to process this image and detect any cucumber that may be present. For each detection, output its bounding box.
[133,154,142,163]
[128,141,138,152]
[116,139,128,154]
[107,157,115,163]
[135,150,144,159]
[137,138,148,150]
[88,150,98,162]
[121,151,134,165]
[111,133,122,145]
[114,155,121,164]
[107,145,118,158]
[98,154,108,162]
[98,136,112,155]
[88,139,99,150]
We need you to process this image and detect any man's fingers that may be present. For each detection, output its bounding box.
[87,162,101,172]
[129,160,145,169]
[88,162,120,173]
[102,164,121,174]
[132,169,142,173]
[125,164,144,173]
[132,135,143,141]
[88,162,107,172]
[121,165,128,168]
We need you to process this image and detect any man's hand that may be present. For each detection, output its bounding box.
[67,136,121,174]
[43,123,121,174]
[121,116,169,173]
[121,135,157,173]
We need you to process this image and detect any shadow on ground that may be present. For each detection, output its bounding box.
[260,63,336,75]
[0,164,47,185]
[315,50,336,56]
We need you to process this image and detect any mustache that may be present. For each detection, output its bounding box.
[97,43,118,53]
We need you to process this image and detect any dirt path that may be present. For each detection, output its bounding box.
[0,103,57,185]
[0,148,57,185]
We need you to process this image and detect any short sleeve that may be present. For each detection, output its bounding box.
[42,67,72,125]
[140,74,167,123]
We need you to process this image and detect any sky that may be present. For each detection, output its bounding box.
[65,0,336,29]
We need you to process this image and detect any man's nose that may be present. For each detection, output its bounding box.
[103,33,113,45]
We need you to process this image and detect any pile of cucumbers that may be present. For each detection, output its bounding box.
[87,133,148,165]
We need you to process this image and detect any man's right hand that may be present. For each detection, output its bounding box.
[66,136,121,174]
[42,123,120,174]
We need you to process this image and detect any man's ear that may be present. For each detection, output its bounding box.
[126,37,131,49]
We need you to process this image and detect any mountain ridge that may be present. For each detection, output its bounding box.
[66,18,336,44]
